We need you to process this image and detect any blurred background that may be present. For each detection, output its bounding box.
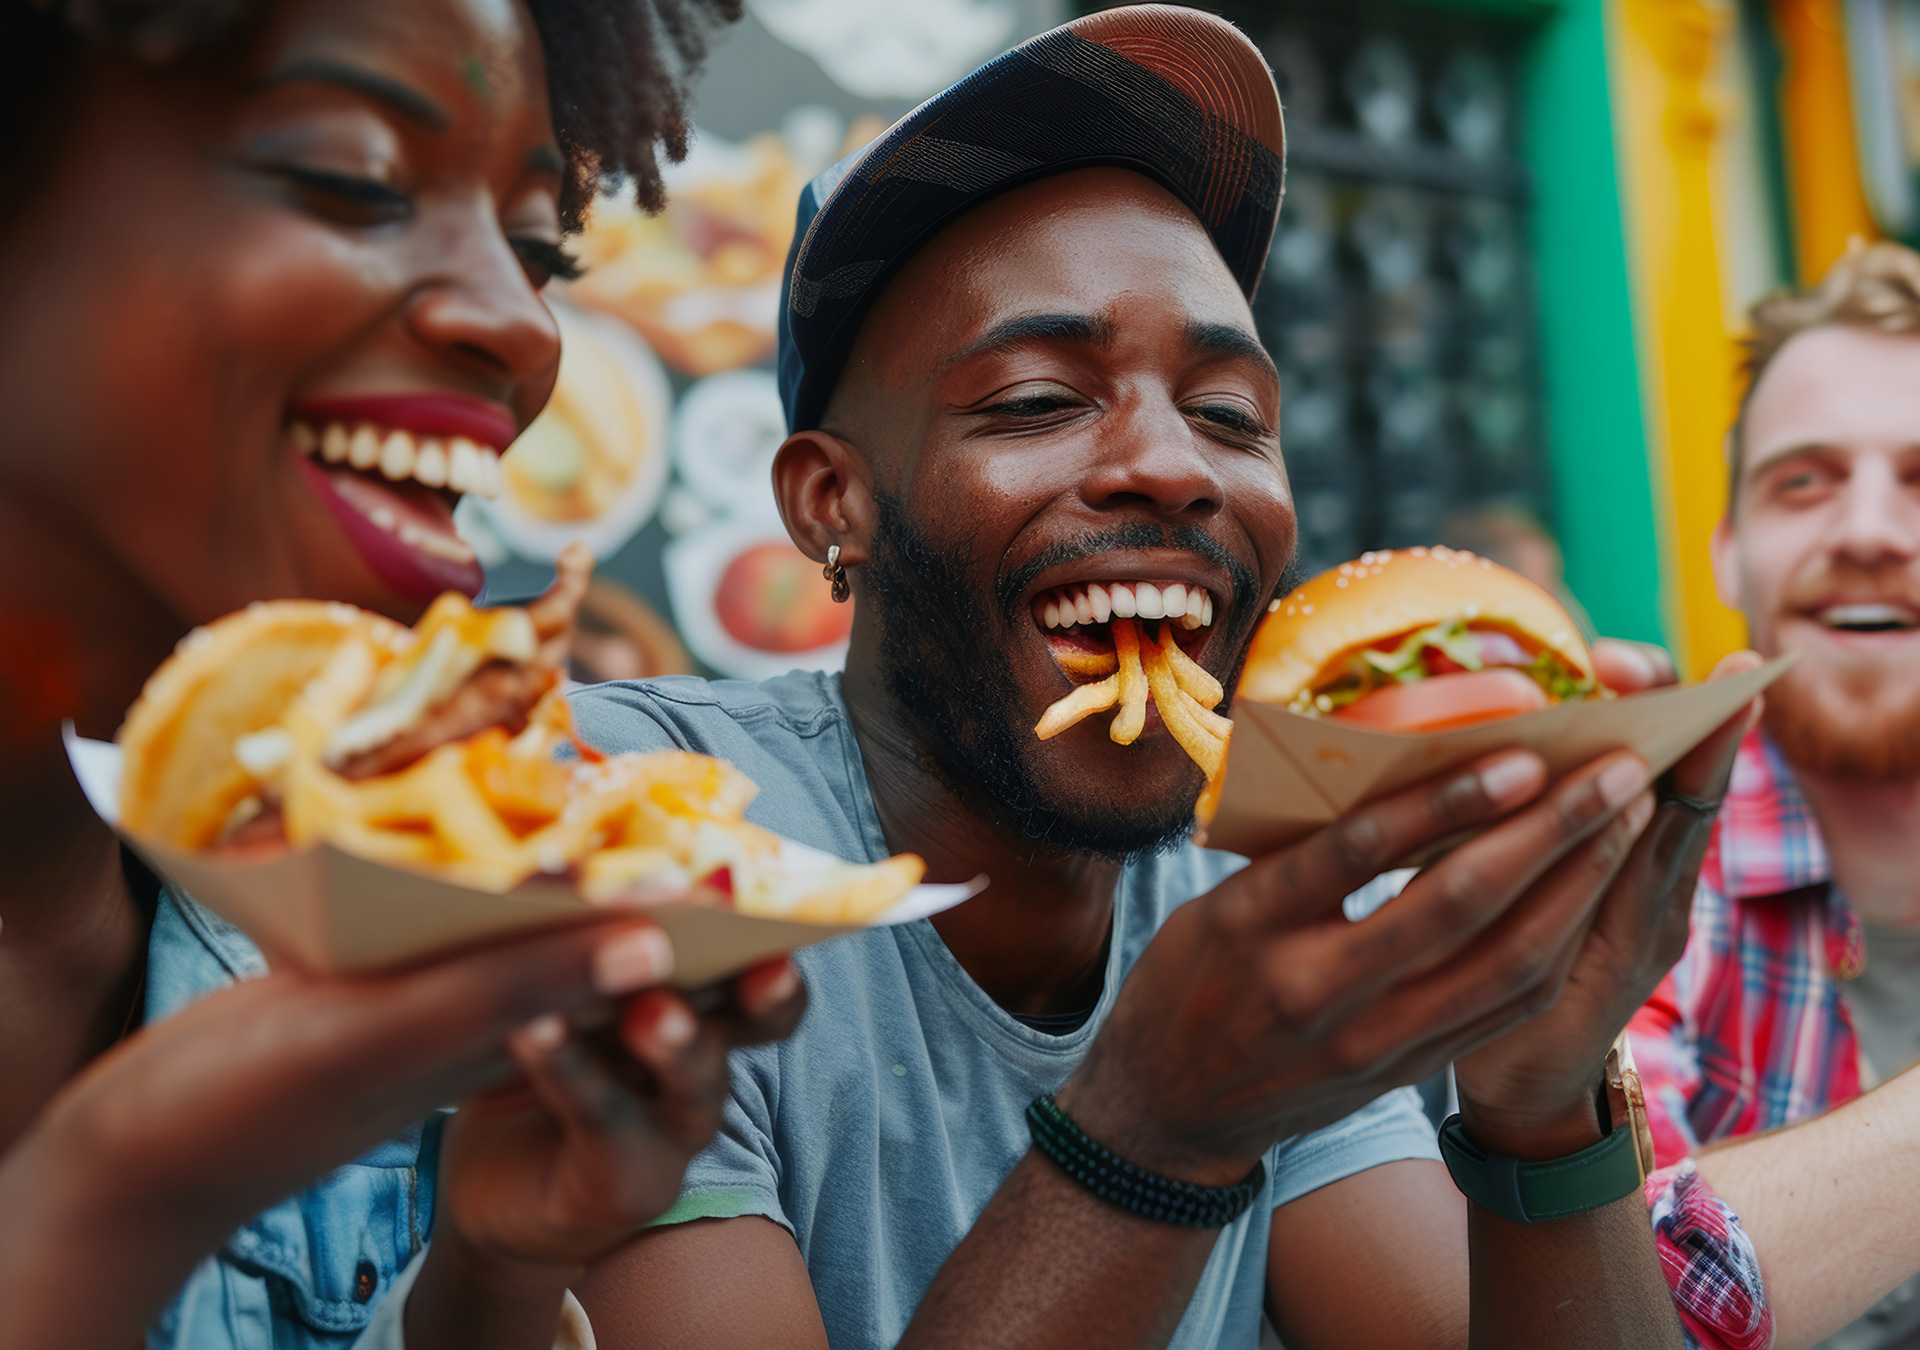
[466,0,1920,684]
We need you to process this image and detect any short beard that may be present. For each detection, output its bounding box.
[1764,661,1920,781]
[859,491,1246,863]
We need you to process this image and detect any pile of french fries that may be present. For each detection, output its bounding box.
[1033,617,1230,779]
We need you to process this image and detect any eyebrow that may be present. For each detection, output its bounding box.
[252,59,450,133]
[1185,320,1280,384]
[526,145,566,176]
[944,312,1117,368]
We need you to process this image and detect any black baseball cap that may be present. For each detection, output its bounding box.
[774,4,1286,435]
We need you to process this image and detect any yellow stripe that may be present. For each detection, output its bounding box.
[1609,0,1755,677]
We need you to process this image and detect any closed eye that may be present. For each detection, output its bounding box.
[1186,401,1272,445]
[509,237,583,288]
[265,163,413,226]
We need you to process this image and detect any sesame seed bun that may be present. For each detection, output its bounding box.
[1237,547,1593,708]
[117,602,406,848]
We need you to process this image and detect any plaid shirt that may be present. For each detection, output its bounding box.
[1632,728,1868,1350]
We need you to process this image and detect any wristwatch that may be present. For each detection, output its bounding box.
[1439,1032,1657,1225]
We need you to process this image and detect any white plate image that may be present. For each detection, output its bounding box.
[671,368,788,525]
[470,302,672,562]
[664,516,852,681]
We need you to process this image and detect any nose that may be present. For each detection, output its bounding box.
[1827,453,1920,569]
[403,203,562,416]
[1078,392,1225,521]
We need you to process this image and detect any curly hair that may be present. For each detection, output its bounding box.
[1,0,742,231]
[1731,238,1920,494]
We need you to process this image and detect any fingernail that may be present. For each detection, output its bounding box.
[650,1001,696,1051]
[1626,792,1656,831]
[1477,753,1538,804]
[510,1012,567,1055]
[592,927,675,997]
[1599,758,1650,808]
[755,961,801,1010]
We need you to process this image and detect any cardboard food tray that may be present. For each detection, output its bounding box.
[1205,655,1794,859]
[65,732,982,985]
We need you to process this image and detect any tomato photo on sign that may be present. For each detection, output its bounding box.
[715,543,853,653]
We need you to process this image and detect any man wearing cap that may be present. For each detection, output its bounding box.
[573,8,1753,1347]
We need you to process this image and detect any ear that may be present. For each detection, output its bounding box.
[772,429,875,567]
[1709,515,1743,612]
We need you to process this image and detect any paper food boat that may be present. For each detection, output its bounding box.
[67,732,981,985]
[1205,655,1793,859]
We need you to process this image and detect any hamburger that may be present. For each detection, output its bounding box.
[1237,546,1600,735]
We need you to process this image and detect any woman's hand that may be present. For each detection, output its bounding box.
[404,956,807,1349]
[0,917,800,1350]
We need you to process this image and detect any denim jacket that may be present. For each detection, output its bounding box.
[143,892,439,1350]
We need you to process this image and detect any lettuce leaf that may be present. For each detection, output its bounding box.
[1288,616,1599,716]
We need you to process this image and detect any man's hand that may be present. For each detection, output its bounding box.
[1453,649,1762,1157]
[1059,740,1664,1184]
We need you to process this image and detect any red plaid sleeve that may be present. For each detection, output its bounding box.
[1646,1161,1772,1350]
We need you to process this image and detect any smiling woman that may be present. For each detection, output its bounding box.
[0,3,824,1350]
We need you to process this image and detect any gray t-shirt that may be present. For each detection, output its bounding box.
[1814,921,1920,1350]
[570,671,1440,1350]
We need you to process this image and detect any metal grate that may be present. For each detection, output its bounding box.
[1084,2,1554,574]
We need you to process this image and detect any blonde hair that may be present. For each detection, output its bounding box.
[1732,238,1920,490]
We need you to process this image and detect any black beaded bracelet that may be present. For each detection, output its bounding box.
[1025,1093,1266,1229]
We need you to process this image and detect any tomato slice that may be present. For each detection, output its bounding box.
[1327,668,1550,734]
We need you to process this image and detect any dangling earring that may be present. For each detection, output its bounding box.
[824,544,850,603]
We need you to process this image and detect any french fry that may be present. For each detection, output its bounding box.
[1156,623,1223,709]
[1183,691,1233,742]
[1035,675,1120,739]
[1142,634,1227,779]
[1054,647,1119,679]
[1110,618,1149,745]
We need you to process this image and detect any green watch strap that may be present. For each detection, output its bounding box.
[1436,1113,1643,1224]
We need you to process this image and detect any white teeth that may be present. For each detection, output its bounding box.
[1035,580,1221,632]
[348,425,381,470]
[413,439,449,488]
[1088,584,1112,624]
[378,429,417,481]
[398,520,477,564]
[322,423,350,463]
[1819,603,1918,630]
[449,438,481,494]
[297,421,498,498]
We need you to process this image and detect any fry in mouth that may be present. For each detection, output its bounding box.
[1035,675,1120,738]
[1109,618,1149,744]
[1143,627,1228,779]
[1033,609,1229,776]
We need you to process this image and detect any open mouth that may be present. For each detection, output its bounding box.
[1032,580,1220,684]
[1814,602,1920,634]
[287,395,514,606]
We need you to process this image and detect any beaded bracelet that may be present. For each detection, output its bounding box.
[1025,1093,1266,1229]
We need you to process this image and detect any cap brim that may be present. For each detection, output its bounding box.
[779,4,1284,433]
